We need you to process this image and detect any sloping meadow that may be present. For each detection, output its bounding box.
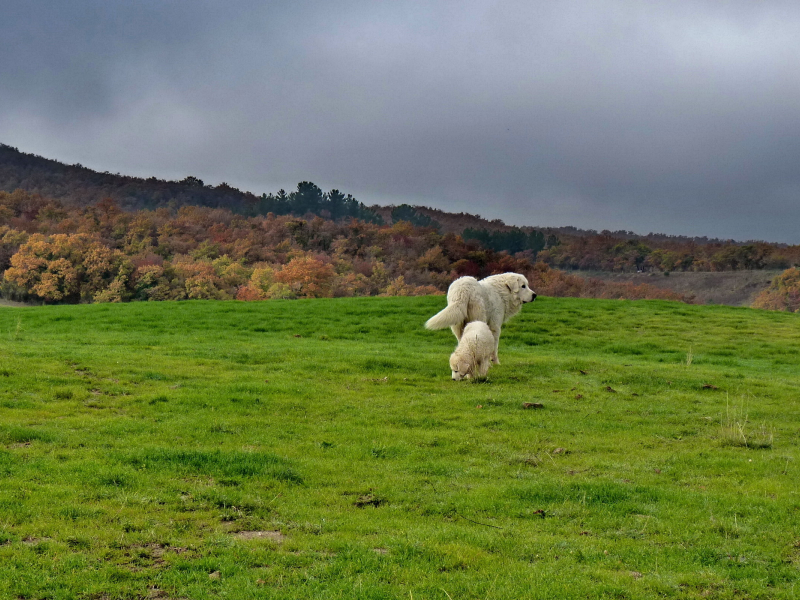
[0,296,799,599]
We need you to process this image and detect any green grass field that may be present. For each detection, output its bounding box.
[1,296,799,599]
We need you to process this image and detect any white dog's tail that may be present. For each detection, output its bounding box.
[425,303,467,330]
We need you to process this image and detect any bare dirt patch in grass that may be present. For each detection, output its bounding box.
[233,530,286,542]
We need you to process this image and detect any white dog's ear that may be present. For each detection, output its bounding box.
[506,280,520,293]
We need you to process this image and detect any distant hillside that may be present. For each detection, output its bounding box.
[0,143,264,213]
[372,205,515,234]
[3,143,800,309]
[1,142,778,245]
[376,205,757,247]
[3,142,798,277]
[3,143,539,235]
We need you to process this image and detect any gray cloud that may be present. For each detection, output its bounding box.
[2,0,799,242]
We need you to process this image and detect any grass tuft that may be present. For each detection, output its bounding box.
[720,398,774,449]
[0,426,54,445]
[119,448,304,483]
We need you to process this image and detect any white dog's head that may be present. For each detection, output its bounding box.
[505,274,536,305]
[449,353,473,380]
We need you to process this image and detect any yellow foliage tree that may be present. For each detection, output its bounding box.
[5,233,131,302]
[171,256,230,300]
[236,265,275,301]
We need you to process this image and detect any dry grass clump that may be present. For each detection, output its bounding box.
[720,399,774,449]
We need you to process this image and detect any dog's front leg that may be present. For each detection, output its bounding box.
[478,359,490,377]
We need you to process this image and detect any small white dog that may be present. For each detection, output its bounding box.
[426,273,536,364]
[450,321,495,380]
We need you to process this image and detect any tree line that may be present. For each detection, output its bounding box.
[1,189,695,305]
[4,143,798,275]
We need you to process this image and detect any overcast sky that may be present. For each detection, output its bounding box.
[2,1,799,242]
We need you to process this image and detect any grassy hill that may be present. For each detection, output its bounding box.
[1,296,799,599]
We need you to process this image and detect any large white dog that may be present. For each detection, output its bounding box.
[425,272,536,364]
[450,321,495,380]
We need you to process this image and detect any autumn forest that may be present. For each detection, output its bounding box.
[1,144,798,311]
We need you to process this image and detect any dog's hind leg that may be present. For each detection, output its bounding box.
[490,327,501,364]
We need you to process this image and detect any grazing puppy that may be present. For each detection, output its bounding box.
[425,272,536,363]
[450,321,495,380]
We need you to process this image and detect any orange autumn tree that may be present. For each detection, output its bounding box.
[751,268,800,313]
[5,233,131,302]
[274,255,335,298]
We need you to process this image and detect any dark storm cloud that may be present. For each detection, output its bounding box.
[2,1,799,242]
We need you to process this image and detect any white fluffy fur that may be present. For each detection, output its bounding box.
[450,321,495,380]
[425,272,536,364]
